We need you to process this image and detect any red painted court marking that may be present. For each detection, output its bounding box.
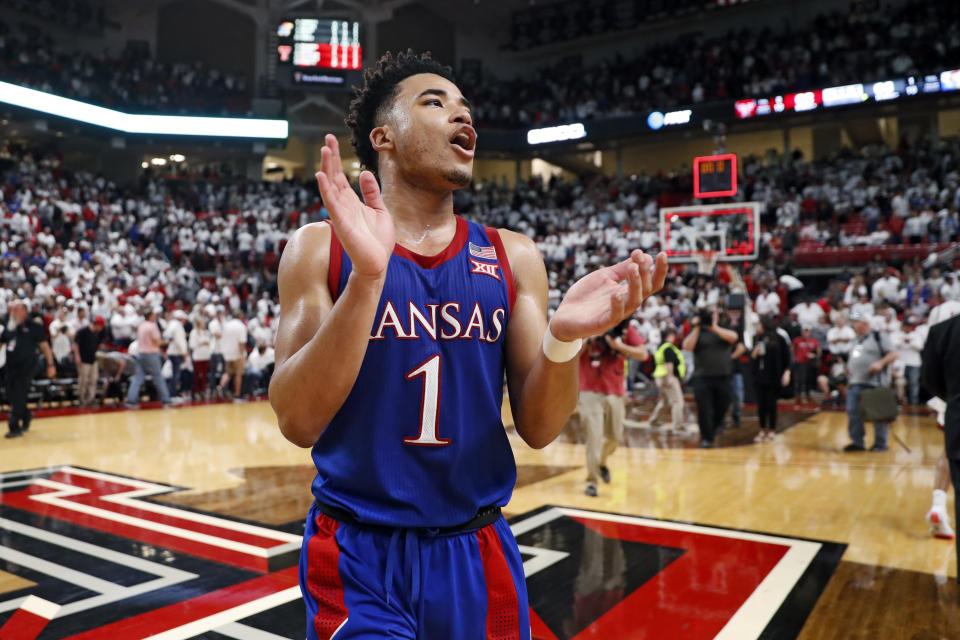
[62,567,298,640]
[0,596,60,640]
[36,472,282,547]
[528,607,559,640]
[569,517,789,640]
[2,470,291,572]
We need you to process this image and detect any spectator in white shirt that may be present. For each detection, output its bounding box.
[827,317,856,358]
[843,275,869,306]
[792,297,825,329]
[941,272,960,301]
[870,306,901,334]
[48,313,73,371]
[164,310,189,398]
[189,317,212,399]
[756,286,781,317]
[892,316,924,405]
[871,270,901,304]
[49,309,72,342]
[244,342,274,396]
[208,307,225,395]
[220,309,248,401]
[927,295,960,327]
[851,294,875,319]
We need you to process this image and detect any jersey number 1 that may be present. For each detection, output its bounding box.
[403,354,450,446]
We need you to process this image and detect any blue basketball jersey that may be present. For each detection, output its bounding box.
[311,216,518,528]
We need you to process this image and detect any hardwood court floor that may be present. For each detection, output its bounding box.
[0,399,956,638]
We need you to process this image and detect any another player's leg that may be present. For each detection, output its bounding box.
[579,392,605,496]
[870,420,889,452]
[668,377,685,430]
[844,385,866,451]
[754,385,771,443]
[125,356,146,408]
[729,372,743,429]
[599,394,625,484]
[927,453,955,539]
[692,378,715,447]
[648,378,668,428]
[817,374,830,398]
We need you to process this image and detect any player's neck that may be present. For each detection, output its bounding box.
[382,178,458,253]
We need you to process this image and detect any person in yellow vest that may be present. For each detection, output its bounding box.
[648,328,686,431]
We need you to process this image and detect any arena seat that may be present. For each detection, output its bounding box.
[793,243,954,267]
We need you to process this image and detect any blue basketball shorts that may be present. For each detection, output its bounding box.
[299,502,531,640]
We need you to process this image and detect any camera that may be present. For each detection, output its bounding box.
[697,308,714,326]
[589,319,630,358]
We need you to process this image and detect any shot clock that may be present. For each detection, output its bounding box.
[693,154,737,198]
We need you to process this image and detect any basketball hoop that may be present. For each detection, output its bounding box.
[693,250,718,276]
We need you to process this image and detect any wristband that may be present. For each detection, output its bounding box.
[542,325,582,363]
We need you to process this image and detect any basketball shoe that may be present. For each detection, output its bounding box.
[926,507,955,539]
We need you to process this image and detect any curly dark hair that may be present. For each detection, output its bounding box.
[345,49,455,178]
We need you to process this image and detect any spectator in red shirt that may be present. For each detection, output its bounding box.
[792,327,822,402]
[578,323,648,497]
[888,215,905,244]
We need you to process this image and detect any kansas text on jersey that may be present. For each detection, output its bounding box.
[312,216,518,528]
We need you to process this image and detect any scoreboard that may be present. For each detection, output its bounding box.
[277,19,361,70]
[693,153,737,198]
[276,18,362,90]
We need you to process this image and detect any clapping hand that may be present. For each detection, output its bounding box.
[549,250,668,342]
[315,134,395,280]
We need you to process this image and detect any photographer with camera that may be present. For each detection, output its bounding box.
[751,316,792,442]
[578,320,649,497]
[682,306,739,448]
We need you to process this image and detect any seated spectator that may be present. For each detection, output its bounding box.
[818,357,849,406]
[243,341,274,397]
[827,315,856,359]
[95,350,136,406]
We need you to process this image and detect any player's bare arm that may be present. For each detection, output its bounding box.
[502,231,667,448]
[270,134,395,447]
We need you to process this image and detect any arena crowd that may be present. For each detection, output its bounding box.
[0,131,958,411]
[466,0,959,127]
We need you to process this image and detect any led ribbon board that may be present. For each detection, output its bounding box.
[526,122,586,145]
[0,81,289,139]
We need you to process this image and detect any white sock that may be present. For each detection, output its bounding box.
[933,489,947,510]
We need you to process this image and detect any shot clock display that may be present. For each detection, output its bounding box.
[693,154,737,198]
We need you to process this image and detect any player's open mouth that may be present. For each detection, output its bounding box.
[449,126,477,158]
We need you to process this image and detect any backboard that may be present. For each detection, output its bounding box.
[659,202,761,263]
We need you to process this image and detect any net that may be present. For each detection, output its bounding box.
[693,249,718,276]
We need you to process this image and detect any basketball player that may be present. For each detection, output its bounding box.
[926,398,954,539]
[921,306,960,581]
[269,51,668,640]
[921,295,960,539]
